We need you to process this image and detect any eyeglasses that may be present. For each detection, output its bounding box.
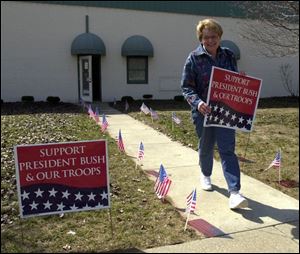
[202,35,219,41]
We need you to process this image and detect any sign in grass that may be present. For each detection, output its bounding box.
[204,67,262,132]
[14,140,110,218]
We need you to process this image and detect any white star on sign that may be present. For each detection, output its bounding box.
[246,118,252,125]
[75,192,83,201]
[88,192,96,201]
[57,202,65,211]
[43,200,52,210]
[49,188,58,197]
[29,201,38,210]
[34,188,44,198]
[101,191,108,200]
[238,116,244,123]
[62,190,71,199]
[21,190,30,200]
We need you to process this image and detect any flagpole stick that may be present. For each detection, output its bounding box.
[184,211,190,231]
[279,165,281,183]
[172,118,174,131]
[135,158,138,169]
[108,208,114,238]
[278,148,281,183]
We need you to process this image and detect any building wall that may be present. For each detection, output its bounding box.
[1,1,299,103]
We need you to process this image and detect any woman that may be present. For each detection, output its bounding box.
[181,18,248,209]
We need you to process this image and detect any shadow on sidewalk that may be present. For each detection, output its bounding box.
[213,185,299,240]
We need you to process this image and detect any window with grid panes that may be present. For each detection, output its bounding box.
[127,56,148,84]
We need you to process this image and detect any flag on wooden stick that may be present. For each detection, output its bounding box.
[150,108,159,121]
[172,112,181,125]
[265,149,282,182]
[186,188,197,214]
[137,142,144,161]
[94,107,100,123]
[88,104,95,118]
[265,150,281,170]
[101,114,108,132]
[140,103,150,115]
[154,164,172,200]
[117,129,125,152]
[135,142,145,169]
[184,188,197,231]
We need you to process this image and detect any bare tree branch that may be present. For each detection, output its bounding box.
[233,1,299,57]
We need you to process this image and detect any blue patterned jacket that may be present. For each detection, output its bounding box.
[181,44,238,112]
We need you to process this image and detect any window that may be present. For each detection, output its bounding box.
[127,56,148,84]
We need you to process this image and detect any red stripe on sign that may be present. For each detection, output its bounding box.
[188,219,225,237]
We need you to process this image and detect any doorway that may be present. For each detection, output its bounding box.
[79,55,101,102]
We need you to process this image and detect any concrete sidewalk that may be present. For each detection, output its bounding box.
[96,102,299,253]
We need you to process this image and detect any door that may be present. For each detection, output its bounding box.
[79,55,92,102]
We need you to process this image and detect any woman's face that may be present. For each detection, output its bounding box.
[201,28,221,55]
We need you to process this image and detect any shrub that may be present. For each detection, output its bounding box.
[21,96,34,102]
[143,94,153,99]
[121,96,134,103]
[46,96,60,103]
[174,95,184,102]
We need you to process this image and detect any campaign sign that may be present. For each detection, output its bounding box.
[204,67,262,132]
[14,140,110,218]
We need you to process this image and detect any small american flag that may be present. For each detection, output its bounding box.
[172,112,181,124]
[88,104,95,118]
[94,107,100,123]
[150,108,159,120]
[140,103,150,115]
[186,188,197,213]
[137,142,144,161]
[101,114,108,132]
[117,129,125,152]
[154,164,172,199]
[265,150,281,170]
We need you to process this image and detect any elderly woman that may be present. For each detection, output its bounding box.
[181,18,248,209]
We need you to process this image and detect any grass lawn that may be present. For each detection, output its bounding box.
[1,97,298,252]
[1,102,201,253]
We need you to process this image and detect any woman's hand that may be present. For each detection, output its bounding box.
[198,102,211,115]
